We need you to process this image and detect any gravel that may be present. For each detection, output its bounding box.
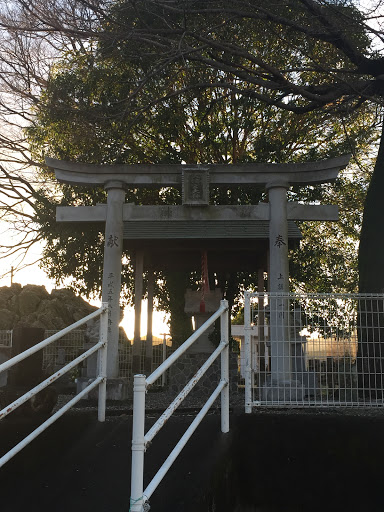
[54,388,384,419]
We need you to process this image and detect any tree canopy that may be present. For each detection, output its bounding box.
[0,0,383,303]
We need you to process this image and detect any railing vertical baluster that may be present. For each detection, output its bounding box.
[130,374,146,512]
[244,291,252,413]
[220,299,229,433]
[161,335,167,387]
[97,302,109,422]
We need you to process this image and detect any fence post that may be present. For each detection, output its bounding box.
[130,374,146,512]
[98,303,109,422]
[220,300,230,433]
[244,291,252,413]
[161,334,167,387]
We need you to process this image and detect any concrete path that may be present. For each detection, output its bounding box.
[0,409,226,512]
[1,408,384,511]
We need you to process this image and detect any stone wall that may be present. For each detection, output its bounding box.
[165,350,239,400]
[0,283,97,331]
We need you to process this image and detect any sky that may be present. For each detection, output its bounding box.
[0,224,170,339]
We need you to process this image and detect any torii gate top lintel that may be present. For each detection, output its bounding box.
[46,154,351,188]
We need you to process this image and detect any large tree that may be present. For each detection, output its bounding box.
[24,11,374,312]
[2,0,383,291]
[0,1,375,334]
[96,0,384,296]
[0,1,382,361]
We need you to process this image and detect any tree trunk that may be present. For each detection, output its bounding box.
[359,122,384,293]
[357,121,384,398]
[165,271,193,348]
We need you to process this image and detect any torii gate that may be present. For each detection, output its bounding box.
[47,155,350,398]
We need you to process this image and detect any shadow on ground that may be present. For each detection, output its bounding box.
[0,408,384,511]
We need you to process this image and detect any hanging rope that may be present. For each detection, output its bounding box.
[200,250,209,313]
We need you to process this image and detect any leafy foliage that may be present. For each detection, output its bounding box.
[23,1,379,329]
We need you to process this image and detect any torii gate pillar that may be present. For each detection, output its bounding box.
[101,181,126,379]
[267,182,291,385]
[268,183,290,294]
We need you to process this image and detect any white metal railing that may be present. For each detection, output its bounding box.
[244,291,384,411]
[129,300,229,512]
[0,303,109,469]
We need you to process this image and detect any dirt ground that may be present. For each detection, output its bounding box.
[0,407,384,512]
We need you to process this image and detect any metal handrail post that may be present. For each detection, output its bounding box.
[244,291,252,413]
[130,374,146,512]
[220,300,230,433]
[161,335,166,387]
[97,303,109,422]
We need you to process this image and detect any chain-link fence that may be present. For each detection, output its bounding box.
[42,330,85,373]
[244,292,384,407]
[42,330,172,383]
[0,331,12,347]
